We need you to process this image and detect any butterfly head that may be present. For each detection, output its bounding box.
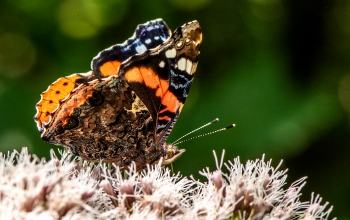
[161,143,186,165]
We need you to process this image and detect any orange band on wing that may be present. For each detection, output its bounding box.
[159,115,171,121]
[99,61,121,77]
[124,67,145,84]
[158,90,180,120]
[124,66,175,121]
[124,66,170,99]
[158,78,169,97]
[140,67,159,89]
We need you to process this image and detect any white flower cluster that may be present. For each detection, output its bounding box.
[0,148,335,220]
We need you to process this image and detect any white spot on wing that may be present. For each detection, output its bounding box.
[165,48,176,58]
[178,57,186,71]
[186,60,193,74]
[159,61,165,68]
[154,36,160,40]
[135,44,147,53]
[145,38,151,44]
[176,41,183,48]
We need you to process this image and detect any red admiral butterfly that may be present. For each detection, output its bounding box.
[34,19,202,170]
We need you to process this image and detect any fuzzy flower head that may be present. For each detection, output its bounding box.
[0,148,335,220]
[0,148,99,219]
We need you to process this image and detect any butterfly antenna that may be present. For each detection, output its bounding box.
[173,123,235,146]
[172,118,219,145]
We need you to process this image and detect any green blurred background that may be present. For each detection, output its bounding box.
[0,0,349,218]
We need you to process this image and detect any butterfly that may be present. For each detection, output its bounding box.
[34,19,202,170]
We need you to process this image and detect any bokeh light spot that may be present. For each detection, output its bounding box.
[248,0,285,21]
[13,0,58,15]
[58,0,100,39]
[57,0,127,39]
[0,33,36,78]
[84,0,127,27]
